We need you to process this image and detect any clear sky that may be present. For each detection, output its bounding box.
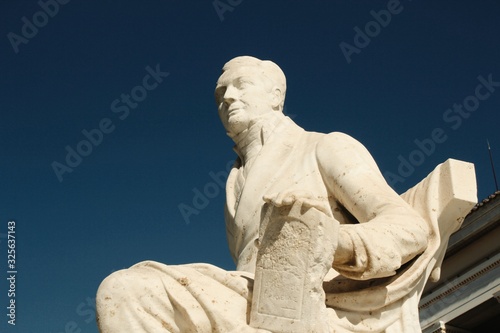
[1,1,499,332]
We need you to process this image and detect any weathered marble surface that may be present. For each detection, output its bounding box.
[96,56,477,333]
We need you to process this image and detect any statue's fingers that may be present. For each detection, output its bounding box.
[281,194,296,206]
[263,193,286,206]
[264,190,317,207]
[263,194,274,203]
[279,189,315,205]
[301,198,331,216]
[273,190,298,206]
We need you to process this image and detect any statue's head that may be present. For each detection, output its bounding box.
[215,56,287,138]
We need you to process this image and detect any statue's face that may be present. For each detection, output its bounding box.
[215,66,277,137]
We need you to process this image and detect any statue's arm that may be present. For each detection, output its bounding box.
[316,132,430,280]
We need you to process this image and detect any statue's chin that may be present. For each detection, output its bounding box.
[225,121,248,139]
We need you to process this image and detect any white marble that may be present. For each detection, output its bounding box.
[96,56,477,333]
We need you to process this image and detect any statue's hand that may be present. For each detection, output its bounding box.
[263,190,331,217]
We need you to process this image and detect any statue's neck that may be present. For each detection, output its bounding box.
[232,113,283,165]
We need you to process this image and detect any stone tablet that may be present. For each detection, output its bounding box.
[250,201,339,332]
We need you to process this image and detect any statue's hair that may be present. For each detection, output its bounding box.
[222,56,287,111]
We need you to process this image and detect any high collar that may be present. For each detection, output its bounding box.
[231,112,285,165]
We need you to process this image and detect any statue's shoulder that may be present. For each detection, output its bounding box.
[315,131,379,172]
[316,131,366,153]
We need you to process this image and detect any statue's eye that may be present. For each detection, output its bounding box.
[215,87,226,102]
[237,78,254,88]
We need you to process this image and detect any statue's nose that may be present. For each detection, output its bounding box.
[223,85,238,104]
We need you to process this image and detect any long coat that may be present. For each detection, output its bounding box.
[224,116,437,332]
[225,116,429,277]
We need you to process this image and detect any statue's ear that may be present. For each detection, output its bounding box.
[271,87,283,110]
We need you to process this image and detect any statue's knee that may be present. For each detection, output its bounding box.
[97,263,159,304]
[96,269,134,306]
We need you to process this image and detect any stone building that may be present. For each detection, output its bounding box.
[419,191,500,332]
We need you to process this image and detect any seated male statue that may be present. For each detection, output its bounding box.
[96,56,476,333]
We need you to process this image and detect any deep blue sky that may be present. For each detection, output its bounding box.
[1,1,499,332]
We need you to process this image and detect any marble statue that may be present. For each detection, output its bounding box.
[95,56,477,332]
